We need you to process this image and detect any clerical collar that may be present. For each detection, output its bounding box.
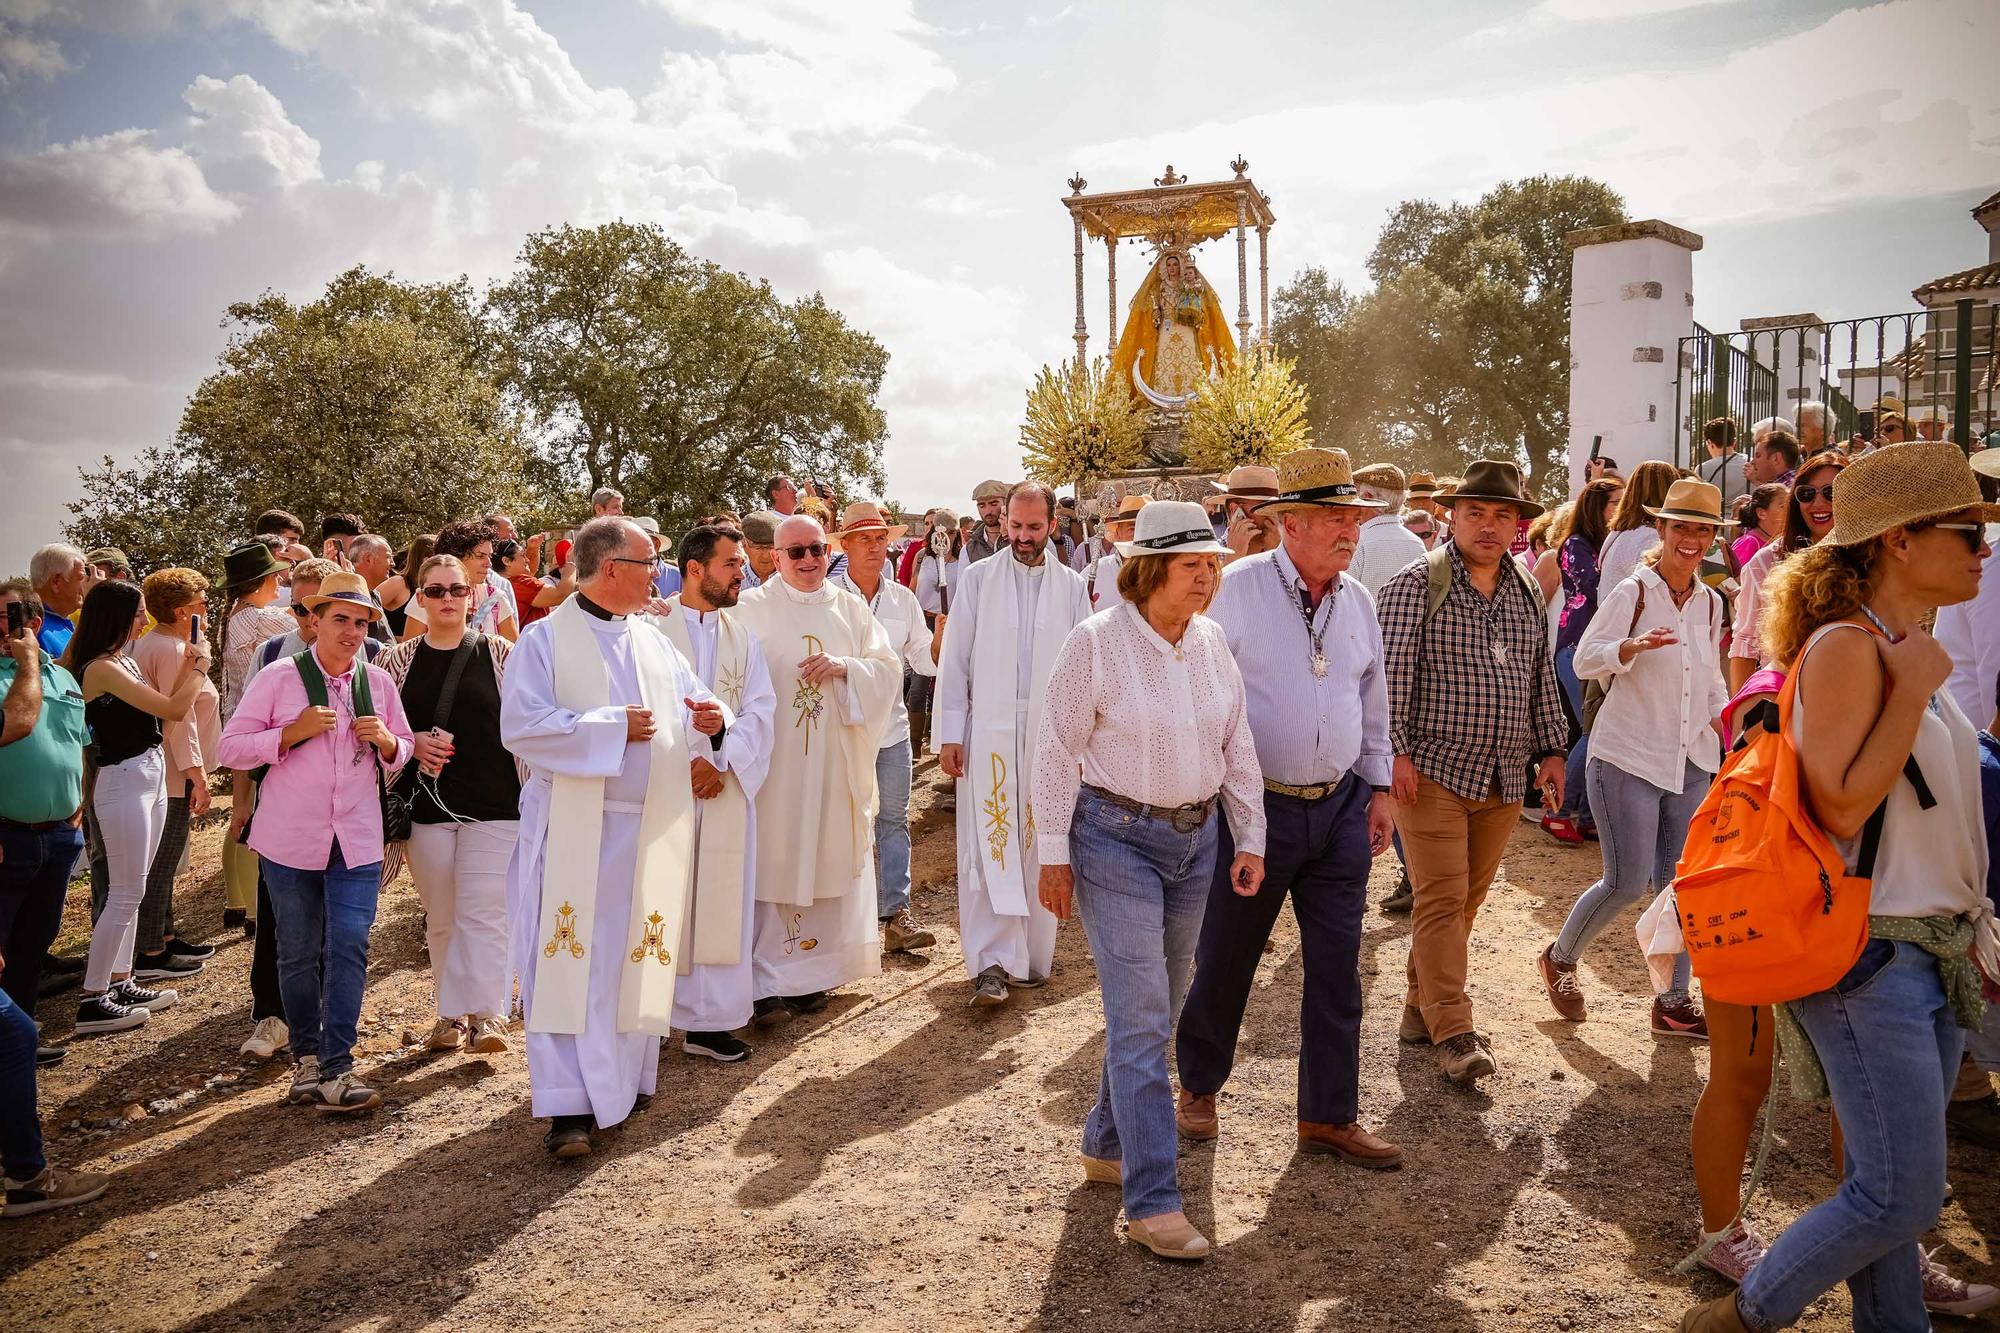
[679,603,717,624]
[577,592,619,620]
[777,578,832,603]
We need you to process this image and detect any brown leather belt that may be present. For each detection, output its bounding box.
[1082,783,1215,834]
[0,814,76,833]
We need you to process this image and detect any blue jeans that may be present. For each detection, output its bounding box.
[0,984,42,1181]
[0,820,85,1019]
[1550,756,1704,1002]
[1553,646,1592,823]
[1737,939,1963,1332]
[1071,787,1219,1222]
[261,842,381,1080]
[873,738,913,919]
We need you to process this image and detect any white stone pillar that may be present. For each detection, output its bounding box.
[1564,219,1703,495]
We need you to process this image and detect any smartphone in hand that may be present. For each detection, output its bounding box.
[189,613,203,643]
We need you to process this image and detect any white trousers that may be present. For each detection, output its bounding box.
[85,748,167,992]
[407,819,519,1021]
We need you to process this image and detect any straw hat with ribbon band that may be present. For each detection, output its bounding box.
[1254,447,1387,515]
[1220,464,1280,501]
[1826,440,2000,548]
[830,500,908,543]
[1644,478,1726,527]
[223,539,288,591]
[1432,458,1545,519]
[1408,472,1439,498]
[1115,500,1232,558]
[301,570,384,621]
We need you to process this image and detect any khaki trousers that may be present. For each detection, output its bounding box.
[1396,776,1521,1043]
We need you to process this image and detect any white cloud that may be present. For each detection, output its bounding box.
[1530,0,1740,19]
[0,127,238,239]
[183,73,322,193]
[0,24,66,83]
[919,191,1009,218]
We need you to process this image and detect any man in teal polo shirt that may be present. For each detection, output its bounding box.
[0,579,88,1029]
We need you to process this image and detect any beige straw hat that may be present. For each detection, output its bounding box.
[1643,478,1725,526]
[1255,447,1387,515]
[1826,440,2000,547]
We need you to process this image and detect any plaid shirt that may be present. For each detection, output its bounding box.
[1376,542,1569,803]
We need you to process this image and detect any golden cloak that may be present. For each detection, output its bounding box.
[1110,258,1238,404]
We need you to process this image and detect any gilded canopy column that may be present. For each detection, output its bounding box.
[1235,191,1251,352]
[1257,223,1270,348]
[1067,175,1089,368]
[1106,236,1118,358]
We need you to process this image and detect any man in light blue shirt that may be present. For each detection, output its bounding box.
[1174,447,1403,1168]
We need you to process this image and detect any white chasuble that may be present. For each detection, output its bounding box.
[500,602,721,1125]
[935,551,1090,980]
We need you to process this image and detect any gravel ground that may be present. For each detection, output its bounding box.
[5,760,1998,1331]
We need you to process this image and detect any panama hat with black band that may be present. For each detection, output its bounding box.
[1115,500,1232,557]
[301,569,384,620]
[1254,447,1387,516]
[1432,458,1545,520]
[1220,464,1281,502]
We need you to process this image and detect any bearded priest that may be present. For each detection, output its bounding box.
[736,513,902,1028]
[645,523,776,1063]
[937,481,1091,1005]
[501,516,730,1159]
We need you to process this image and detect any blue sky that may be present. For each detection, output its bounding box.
[1,0,1995,573]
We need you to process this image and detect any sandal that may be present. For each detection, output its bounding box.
[1540,813,1586,846]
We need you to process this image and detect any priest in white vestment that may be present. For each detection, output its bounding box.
[502,518,730,1158]
[645,523,775,1061]
[735,514,902,1026]
[936,482,1092,1005]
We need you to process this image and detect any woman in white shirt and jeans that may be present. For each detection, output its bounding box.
[1032,502,1266,1263]
[1538,479,1728,1039]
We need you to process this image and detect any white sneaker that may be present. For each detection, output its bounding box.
[426,1017,466,1052]
[468,1015,510,1054]
[240,1016,288,1060]
[110,978,177,1013]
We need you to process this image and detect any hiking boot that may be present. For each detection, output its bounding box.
[240,1016,288,1060]
[468,1015,511,1054]
[1652,996,1710,1041]
[683,1030,752,1062]
[1436,1032,1495,1084]
[1921,1246,2000,1315]
[1538,944,1586,1022]
[313,1073,382,1115]
[110,978,176,1014]
[1176,1090,1218,1140]
[1949,1092,2000,1150]
[1697,1222,1768,1285]
[1399,1004,1431,1044]
[286,1056,321,1106]
[970,967,1009,1007]
[752,996,793,1028]
[74,993,149,1036]
[882,909,936,952]
[426,1017,467,1051]
[544,1114,593,1159]
[2,1166,112,1219]
[1677,1293,1752,1332]
[132,948,203,981]
[1380,869,1414,915]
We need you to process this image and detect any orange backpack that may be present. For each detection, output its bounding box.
[1676,620,1934,1006]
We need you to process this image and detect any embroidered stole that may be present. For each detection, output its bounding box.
[968,557,1068,917]
[653,598,751,971]
[529,598,696,1037]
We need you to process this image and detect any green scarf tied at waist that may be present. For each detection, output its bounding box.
[1774,914,1983,1101]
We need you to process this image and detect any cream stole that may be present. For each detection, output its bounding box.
[968,556,1068,917]
[652,598,750,971]
[529,598,696,1037]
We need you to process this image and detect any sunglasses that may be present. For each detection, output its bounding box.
[782,543,829,560]
[421,583,473,599]
[1925,522,1985,553]
[1795,484,1834,505]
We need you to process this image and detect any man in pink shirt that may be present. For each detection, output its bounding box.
[218,571,413,1115]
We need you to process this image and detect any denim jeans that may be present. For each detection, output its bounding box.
[1071,786,1219,1222]
[0,983,43,1181]
[1553,645,1592,823]
[1550,756,1705,1002]
[1737,939,1963,1332]
[873,738,913,920]
[0,820,84,1019]
[261,842,381,1080]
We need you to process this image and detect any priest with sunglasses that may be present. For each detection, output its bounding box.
[735,514,902,1027]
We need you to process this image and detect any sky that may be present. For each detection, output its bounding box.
[1,0,1996,575]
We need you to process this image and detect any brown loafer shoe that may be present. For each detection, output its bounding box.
[1298,1120,1404,1170]
[1176,1089,1218,1140]
[1399,1003,1431,1044]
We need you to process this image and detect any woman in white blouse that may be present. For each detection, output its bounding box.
[1032,501,1266,1263]
[1538,479,1728,1039]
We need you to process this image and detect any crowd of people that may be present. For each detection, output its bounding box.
[6,427,2000,1328]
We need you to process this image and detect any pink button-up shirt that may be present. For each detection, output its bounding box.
[217,643,413,871]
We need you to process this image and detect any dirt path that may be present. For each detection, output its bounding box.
[6,761,1997,1331]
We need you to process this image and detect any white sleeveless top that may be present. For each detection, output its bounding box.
[1791,621,1986,918]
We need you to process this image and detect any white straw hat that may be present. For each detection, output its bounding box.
[1115,500,1231,558]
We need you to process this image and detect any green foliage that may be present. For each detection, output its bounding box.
[1274,175,1625,497]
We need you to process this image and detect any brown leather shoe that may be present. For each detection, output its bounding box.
[1298,1120,1404,1170]
[1677,1293,1751,1332]
[1399,1003,1431,1044]
[1176,1089,1218,1140]
[1538,943,1587,1021]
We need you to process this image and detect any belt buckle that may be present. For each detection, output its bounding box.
[1171,806,1203,835]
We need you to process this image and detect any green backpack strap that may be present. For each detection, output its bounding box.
[291,649,329,708]
[1422,545,1453,624]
